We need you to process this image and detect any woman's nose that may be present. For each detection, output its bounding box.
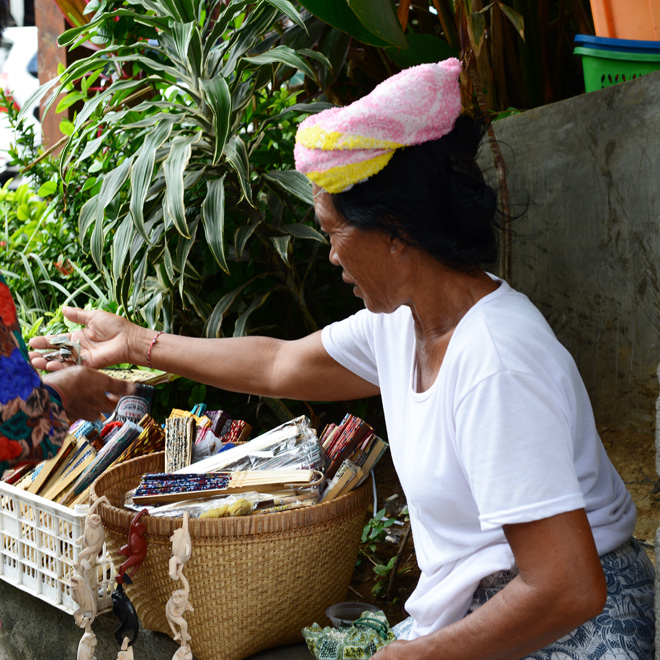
[329,245,340,266]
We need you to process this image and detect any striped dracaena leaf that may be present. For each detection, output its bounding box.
[130,121,175,242]
[163,134,201,237]
[201,76,231,165]
[243,45,317,81]
[201,176,228,273]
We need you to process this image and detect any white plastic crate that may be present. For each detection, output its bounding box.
[0,480,115,614]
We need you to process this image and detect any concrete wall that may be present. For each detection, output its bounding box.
[485,71,660,432]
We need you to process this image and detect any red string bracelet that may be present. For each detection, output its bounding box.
[148,330,165,369]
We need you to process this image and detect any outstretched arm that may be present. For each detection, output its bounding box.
[372,508,606,660]
[30,307,379,402]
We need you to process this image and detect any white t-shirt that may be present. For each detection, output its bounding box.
[321,277,635,639]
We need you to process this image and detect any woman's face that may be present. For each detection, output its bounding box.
[314,187,401,314]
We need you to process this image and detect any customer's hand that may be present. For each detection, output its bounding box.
[30,307,140,371]
[44,366,135,421]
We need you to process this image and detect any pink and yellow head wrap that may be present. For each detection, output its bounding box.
[294,58,462,194]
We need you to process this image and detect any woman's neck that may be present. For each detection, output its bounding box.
[407,264,499,392]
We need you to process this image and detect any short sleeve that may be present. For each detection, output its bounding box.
[455,371,586,530]
[321,309,380,386]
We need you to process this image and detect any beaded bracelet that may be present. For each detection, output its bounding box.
[148,330,165,369]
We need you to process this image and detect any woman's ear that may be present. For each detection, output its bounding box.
[389,235,406,256]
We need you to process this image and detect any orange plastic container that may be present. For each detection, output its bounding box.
[590,0,660,40]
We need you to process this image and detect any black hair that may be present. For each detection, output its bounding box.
[330,113,499,270]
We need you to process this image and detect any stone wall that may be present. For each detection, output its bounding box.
[484,71,660,433]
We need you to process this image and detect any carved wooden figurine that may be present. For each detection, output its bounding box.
[71,574,98,629]
[165,572,194,643]
[77,629,97,660]
[117,508,149,585]
[169,512,192,580]
[75,496,110,572]
[112,583,140,646]
[172,644,193,660]
[117,636,135,660]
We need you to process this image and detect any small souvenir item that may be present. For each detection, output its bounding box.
[111,507,147,651]
[42,335,82,365]
[75,496,110,572]
[111,584,140,647]
[166,512,194,654]
[71,574,98,629]
[117,636,135,660]
[77,629,98,660]
[165,580,194,643]
[169,512,192,581]
[172,644,193,660]
[116,509,149,585]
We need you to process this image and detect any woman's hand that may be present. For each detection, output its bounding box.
[45,366,135,421]
[371,640,409,659]
[29,306,142,371]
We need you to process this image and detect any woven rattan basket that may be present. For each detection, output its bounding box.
[90,452,370,660]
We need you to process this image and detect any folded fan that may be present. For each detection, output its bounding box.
[132,469,324,505]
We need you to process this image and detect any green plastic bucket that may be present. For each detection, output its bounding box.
[574,45,660,92]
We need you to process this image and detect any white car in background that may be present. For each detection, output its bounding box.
[0,26,40,185]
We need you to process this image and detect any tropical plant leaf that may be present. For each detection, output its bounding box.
[83,155,134,244]
[235,221,260,260]
[297,0,394,47]
[347,0,408,48]
[234,291,271,337]
[223,136,253,206]
[77,133,107,162]
[467,11,487,56]
[176,218,198,300]
[386,32,458,68]
[202,274,265,337]
[270,235,291,265]
[130,121,174,242]
[201,176,228,273]
[222,4,280,76]
[78,197,97,241]
[263,169,313,205]
[498,3,525,40]
[243,45,317,81]
[201,76,231,165]
[169,21,195,67]
[297,48,332,71]
[112,214,134,280]
[264,0,307,31]
[281,223,326,242]
[163,134,200,237]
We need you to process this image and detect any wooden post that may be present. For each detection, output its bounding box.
[34,2,68,148]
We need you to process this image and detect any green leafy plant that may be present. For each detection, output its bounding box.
[359,507,413,600]
[361,507,396,553]
[24,0,358,342]
[0,87,114,336]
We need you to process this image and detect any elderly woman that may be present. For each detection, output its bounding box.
[31,59,653,659]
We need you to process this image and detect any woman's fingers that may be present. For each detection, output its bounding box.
[60,306,91,325]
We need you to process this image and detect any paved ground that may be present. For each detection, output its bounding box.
[0,580,312,659]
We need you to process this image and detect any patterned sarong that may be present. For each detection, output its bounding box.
[392,538,655,659]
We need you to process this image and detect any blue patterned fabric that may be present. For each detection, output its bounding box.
[0,272,68,471]
[392,538,655,659]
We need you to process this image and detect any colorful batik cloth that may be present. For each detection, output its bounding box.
[0,272,68,471]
